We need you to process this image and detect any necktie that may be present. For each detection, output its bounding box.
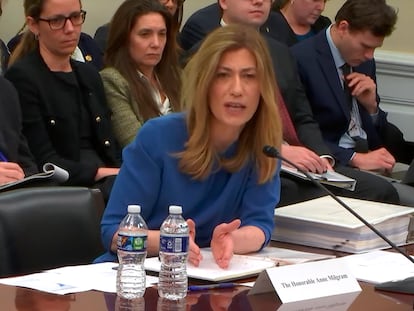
[276,90,302,146]
[341,63,369,153]
[341,63,353,109]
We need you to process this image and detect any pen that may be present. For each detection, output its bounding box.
[0,151,8,162]
[188,283,237,292]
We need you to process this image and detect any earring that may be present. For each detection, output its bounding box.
[34,33,39,40]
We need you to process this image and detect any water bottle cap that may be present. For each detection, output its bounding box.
[127,204,141,213]
[169,205,182,214]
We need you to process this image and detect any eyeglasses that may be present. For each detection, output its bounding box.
[38,10,86,30]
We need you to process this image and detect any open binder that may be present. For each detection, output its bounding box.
[145,249,276,282]
[281,165,356,191]
[0,163,69,192]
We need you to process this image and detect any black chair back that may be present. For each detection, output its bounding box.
[0,187,105,277]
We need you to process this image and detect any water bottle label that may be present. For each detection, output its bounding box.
[117,233,147,252]
[159,235,189,253]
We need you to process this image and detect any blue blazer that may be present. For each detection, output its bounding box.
[290,31,388,165]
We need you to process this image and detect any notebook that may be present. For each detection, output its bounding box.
[144,249,276,282]
[0,163,69,192]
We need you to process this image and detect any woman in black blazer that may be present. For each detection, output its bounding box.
[5,0,120,201]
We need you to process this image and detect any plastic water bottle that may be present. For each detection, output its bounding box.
[157,296,186,311]
[117,204,148,299]
[158,205,189,300]
[115,296,145,311]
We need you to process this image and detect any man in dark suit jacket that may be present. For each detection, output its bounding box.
[93,23,109,55]
[291,0,414,205]
[180,2,291,51]
[184,0,399,205]
[290,0,410,170]
[0,76,38,186]
[0,39,8,75]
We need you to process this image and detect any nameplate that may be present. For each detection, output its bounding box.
[248,258,361,303]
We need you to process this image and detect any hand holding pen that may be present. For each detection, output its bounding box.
[0,158,25,185]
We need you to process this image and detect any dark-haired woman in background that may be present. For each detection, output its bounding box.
[100,0,181,148]
[94,0,185,54]
[159,0,185,38]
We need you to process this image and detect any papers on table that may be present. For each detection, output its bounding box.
[0,247,335,294]
[145,249,276,282]
[145,247,334,282]
[0,272,87,295]
[272,196,414,253]
[0,262,158,295]
[246,246,335,266]
[337,250,414,284]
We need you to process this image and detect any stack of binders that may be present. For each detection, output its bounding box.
[272,196,414,253]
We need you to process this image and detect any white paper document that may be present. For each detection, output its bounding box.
[275,196,414,228]
[246,246,335,266]
[337,250,414,284]
[145,249,276,282]
[0,262,159,295]
[273,196,414,253]
[0,272,89,295]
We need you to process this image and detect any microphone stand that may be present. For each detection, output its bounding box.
[263,145,414,265]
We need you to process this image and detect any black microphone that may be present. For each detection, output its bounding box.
[263,145,414,265]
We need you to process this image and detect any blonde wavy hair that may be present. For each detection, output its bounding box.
[178,24,282,184]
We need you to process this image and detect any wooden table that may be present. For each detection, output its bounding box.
[1,282,413,311]
[1,242,413,310]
